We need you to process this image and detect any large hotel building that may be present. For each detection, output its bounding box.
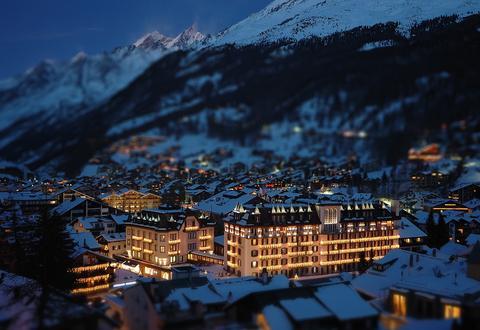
[125,208,215,278]
[224,202,399,277]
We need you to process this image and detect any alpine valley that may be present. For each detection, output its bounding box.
[1,0,479,176]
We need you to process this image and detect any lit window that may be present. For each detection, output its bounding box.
[392,293,407,317]
[444,304,461,319]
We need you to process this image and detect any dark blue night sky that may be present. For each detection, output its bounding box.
[0,0,271,79]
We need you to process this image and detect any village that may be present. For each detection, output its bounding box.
[0,141,479,330]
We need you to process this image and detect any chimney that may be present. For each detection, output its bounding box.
[391,200,400,218]
[260,268,269,285]
[416,254,420,263]
[432,249,437,257]
[409,254,414,267]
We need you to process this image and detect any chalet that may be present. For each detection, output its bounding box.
[71,249,115,296]
[352,249,480,328]
[398,218,427,251]
[71,216,117,236]
[411,170,449,188]
[53,185,98,203]
[101,189,162,213]
[423,199,470,213]
[449,183,480,203]
[97,232,126,258]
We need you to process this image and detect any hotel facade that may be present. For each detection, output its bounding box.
[224,202,399,277]
[125,208,215,279]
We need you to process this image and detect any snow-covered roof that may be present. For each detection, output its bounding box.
[196,188,263,214]
[262,305,293,330]
[352,249,480,300]
[398,218,427,239]
[0,191,54,201]
[466,233,480,247]
[211,275,290,304]
[51,198,85,215]
[465,199,480,210]
[110,214,129,225]
[70,231,101,250]
[279,297,331,321]
[439,241,470,257]
[161,275,290,311]
[314,284,378,321]
[98,232,125,242]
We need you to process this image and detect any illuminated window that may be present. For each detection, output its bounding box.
[444,304,461,319]
[392,293,407,317]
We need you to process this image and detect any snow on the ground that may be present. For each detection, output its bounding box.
[456,159,480,185]
[213,0,480,45]
[359,40,396,52]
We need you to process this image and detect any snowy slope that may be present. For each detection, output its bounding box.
[212,0,480,45]
[0,26,205,135]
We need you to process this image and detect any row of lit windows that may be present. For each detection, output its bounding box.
[226,234,320,245]
[392,293,461,320]
[130,240,169,253]
[249,246,318,257]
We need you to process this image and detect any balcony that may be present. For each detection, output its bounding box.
[259,254,282,260]
[227,261,238,268]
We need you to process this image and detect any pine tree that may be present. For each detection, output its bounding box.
[426,210,437,247]
[25,208,76,328]
[437,213,450,248]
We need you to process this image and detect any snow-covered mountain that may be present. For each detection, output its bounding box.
[0,0,479,175]
[213,0,480,45]
[134,25,206,50]
[133,31,173,50]
[0,25,205,138]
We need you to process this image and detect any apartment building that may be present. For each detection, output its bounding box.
[125,208,215,278]
[224,202,399,277]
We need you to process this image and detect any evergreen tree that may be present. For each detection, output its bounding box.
[426,210,437,247]
[25,208,76,328]
[437,213,450,247]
